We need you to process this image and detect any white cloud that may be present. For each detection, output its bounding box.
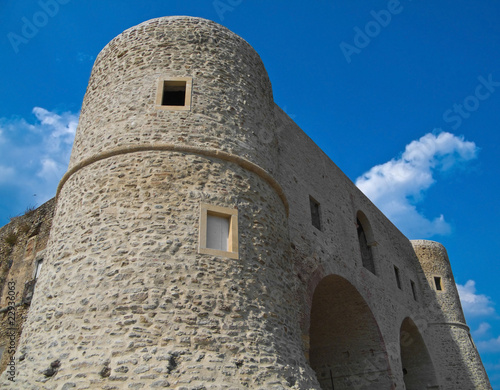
[33,107,77,156]
[37,158,66,183]
[355,131,478,238]
[474,322,492,337]
[477,336,500,353]
[0,107,79,209]
[0,165,15,183]
[457,280,495,318]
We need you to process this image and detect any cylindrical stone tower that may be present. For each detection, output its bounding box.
[5,17,319,389]
[412,240,492,390]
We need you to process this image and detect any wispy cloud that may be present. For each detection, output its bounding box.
[0,107,78,209]
[477,336,500,353]
[355,131,478,238]
[457,280,496,318]
[77,52,94,63]
[474,322,492,338]
[0,165,15,183]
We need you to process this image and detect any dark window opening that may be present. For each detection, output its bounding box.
[357,218,375,274]
[22,279,37,304]
[394,266,402,289]
[434,276,442,291]
[410,280,418,301]
[310,197,321,230]
[161,81,186,106]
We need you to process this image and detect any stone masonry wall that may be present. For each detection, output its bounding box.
[273,104,491,389]
[11,152,316,389]
[0,199,55,377]
[69,16,279,176]
[413,241,491,389]
[0,16,491,390]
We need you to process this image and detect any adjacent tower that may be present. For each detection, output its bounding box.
[412,240,491,389]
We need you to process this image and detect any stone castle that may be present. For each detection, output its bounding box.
[0,16,492,389]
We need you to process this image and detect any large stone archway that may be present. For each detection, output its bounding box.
[400,317,438,389]
[309,275,393,389]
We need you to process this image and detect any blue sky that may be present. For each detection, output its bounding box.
[1,0,499,386]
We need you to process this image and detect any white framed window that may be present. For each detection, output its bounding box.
[199,203,238,259]
[155,77,193,111]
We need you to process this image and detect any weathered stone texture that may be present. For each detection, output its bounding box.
[11,152,307,389]
[69,16,278,176]
[0,199,55,376]
[413,241,491,389]
[0,16,491,390]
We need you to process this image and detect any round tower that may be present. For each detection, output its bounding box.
[412,240,465,324]
[6,17,318,389]
[412,240,491,389]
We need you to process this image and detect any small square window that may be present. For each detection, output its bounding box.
[155,77,192,111]
[162,81,186,106]
[434,276,443,291]
[310,196,321,231]
[199,203,238,259]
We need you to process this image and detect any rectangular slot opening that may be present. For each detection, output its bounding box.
[410,280,417,301]
[394,266,402,289]
[310,196,321,231]
[161,80,186,106]
[434,276,442,291]
[35,259,43,279]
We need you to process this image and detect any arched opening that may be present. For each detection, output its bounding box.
[356,211,376,274]
[309,275,392,389]
[400,317,438,389]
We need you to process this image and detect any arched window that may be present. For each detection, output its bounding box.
[356,211,376,274]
